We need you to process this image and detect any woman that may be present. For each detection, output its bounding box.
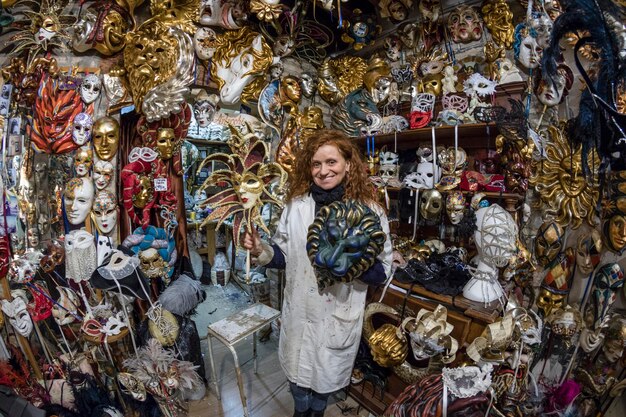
[244,129,392,417]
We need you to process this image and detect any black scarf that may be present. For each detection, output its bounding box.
[310,183,345,213]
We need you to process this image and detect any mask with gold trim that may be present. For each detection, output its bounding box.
[447,5,482,44]
[605,213,626,253]
[93,117,120,161]
[74,147,93,177]
[369,323,408,367]
[481,0,514,48]
[536,286,566,318]
[535,220,564,268]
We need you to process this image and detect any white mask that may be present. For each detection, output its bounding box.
[92,191,118,234]
[64,177,95,225]
[537,73,566,107]
[72,113,93,146]
[1,297,33,337]
[93,160,114,190]
[80,74,102,104]
[517,35,542,69]
[300,72,318,98]
[65,230,97,283]
[194,27,217,60]
[193,100,216,127]
[97,235,114,266]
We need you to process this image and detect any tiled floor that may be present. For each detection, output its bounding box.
[188,283,372,417]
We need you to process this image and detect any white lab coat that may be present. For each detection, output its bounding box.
[263,194,393,394]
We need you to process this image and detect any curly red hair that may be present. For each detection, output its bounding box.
[286,129,378,207]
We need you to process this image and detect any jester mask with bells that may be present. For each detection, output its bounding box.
[137,105,191,176]
[196,135,287,248]
[124,20,194,122]
[402,305,458,363]
[27,74,88,154]
[306,200,387,290]
[211,27,274,105]
[592,263,625,330]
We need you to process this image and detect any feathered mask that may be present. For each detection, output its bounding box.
[196,129,287,248]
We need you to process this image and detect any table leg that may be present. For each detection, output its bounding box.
[227,344,249,417]
[207,334,221,400]
[253,331,258,374]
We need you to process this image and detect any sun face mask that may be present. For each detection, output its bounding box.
[72,113,94,146]
[64,177,95,225]
[1,296,33,337]
[92,190,118,235]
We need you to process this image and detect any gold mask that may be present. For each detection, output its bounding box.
[124,21,178,112]
[535,220,564,267]
[536,287,566,317]
[93,117,120,161]
[481,0,514,48]
[156,128,176,160]
[419,73,444,96]
[100,9,129,55]
[134,175,154,209]
[279,75,302,106]
[369,323,408,367]
[606,214,626,253]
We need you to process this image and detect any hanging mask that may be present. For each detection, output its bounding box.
[547,306,583,338]
[576,230,602,275]
[419,73,443,97]
[52,286,80,326]
[529,11,553,49]
[65,230,97,283]
[593,263,625,329]
[602,318,626,363]
[447,5,483,44]
[606,213,626,253]
[40,240,65,273]
[80,74,102,104]
[138,248,169,280]
[406,161,440,189]
[383,36,402,62]
[535,64,573,107]
[1,296,33,337]
[92,190,118,235]
[193,27,217,60]
[64,177,95,225]
[299,72,318,99]
[463,73,497,98]
[379,164,399,181]
[72,113,94,146]
[147,303,180,347]
[514,24,543,70]
[193,90,218,127]
[398,21,420,49]
[379,149,399,165]
[155,128,176,160]
[442,93,468,113]
[481,0,514,48]
[74,147,93,177]
[504,160,529,193]
[118,373,147,402]
[410,92,436,129]
[536,286,566,317]
[446,191,465,225]
[535,220,564,267]
[93,160,114,191]
[93,117,120,161]
[420,189,443,221]
[368,323,408,367]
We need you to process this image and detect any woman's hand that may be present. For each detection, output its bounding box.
[242,228,263,257]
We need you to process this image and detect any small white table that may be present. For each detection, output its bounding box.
[206,303,281,417]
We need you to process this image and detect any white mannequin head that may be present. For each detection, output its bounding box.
[64,177,95,225]
[474,204,517,267]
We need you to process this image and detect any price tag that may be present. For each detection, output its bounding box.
[154,177,168,191]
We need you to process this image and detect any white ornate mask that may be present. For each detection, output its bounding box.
[80,74,102,104]
[517,33,542,69]
[537,73,567,107]
[1,297,33,337]
[92,190,118,234]
[474,204,518,267]
[72,113,94,146]
[529,12,553,49]
[194,27,217,60]
[64,177,95,225]
[93,160,114,191]
[412,92,436,113]
[65,230,97,283]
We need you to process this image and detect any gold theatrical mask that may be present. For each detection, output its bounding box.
[317,60,342,105]
[134,176,154,209]
[368,323,408,367]
[363,57,392,104]
[74,147,94,177]
[535,220,564,267]
[277,106,325,175]
[481,0,514,49]
[72,4,130,55]
[536,287,566,317]
[234,172,264,210]
[149,0,199,35]
[93,117,120,161]
[606,213,626,253]
[530,125,599,229]
[124,21,178,112]
[139,248,169,279]
[317,56,367,105]
[156,128,176,160]
[419,73,444,97]
[279,75,302,109]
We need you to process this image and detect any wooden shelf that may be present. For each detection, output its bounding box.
[382,187,524,200]
[186,138,230,147]
[351,123,500,151]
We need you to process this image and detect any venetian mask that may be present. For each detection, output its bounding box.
[234,172,263,210]
[74,147,93,177]
[139,248,168,279]
[1,296,33,337]
[64,177,95,225]
[481,0,514,48]
[80,74,102,104]
[419,73,443,97]
[592,263,625,329]
[300,72,318,99]
[93,160,114,190]
[72,7,97,52]
[535,220,564,267]
[547,306,583,338]
[447,5,483,43]
[420,189,443,221]
[193,27,217,60]
[134,176,154,209]
[576,231,602,275]
[446,191,465,225]
[398,21,420,49]
[92,190,118,234]
[406,161,440,189]
[280,76,302,104]
[34,161,48,185]
[383,36,402,62]
[93,117,120,161]
[52,286,79,326]
[529,12,553,49]
[602,318,626,363]
[514,25,543,70]
[118,373,147,402]
[27,228,40,247]
[535,65,573,107]
[606,213,626,252]
[368,323,408,367]
[363,58,392,105]
[273,35,296,58]
[269,62,284,80]
[536,287,566,317]
[156,128,176,160]
[72,113,93,146]
[72,5,129,55]
[419,0,440,22]
[504,160,529,193]
[193,90,218,127]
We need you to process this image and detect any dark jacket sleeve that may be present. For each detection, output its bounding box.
[358,261,387,286]
[264,243,286,269]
